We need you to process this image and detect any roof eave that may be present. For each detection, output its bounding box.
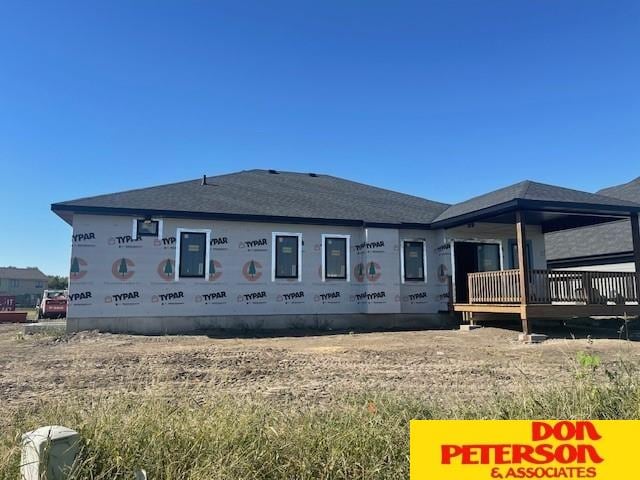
[431,200,520,229]
[50,204,434,229]
[430,198,640,230]
[546,251,635,269]
[518,199,640,216]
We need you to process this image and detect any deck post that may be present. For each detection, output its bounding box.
[516,211,531,335]
[631,213,640,301]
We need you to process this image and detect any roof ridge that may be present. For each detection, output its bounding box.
[320,173,451,208]
[53,171,250,206]
[518,180,533,198]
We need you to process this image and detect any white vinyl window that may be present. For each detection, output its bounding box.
[272,232,302,281]
[401,239,427,283]
[321,234,350,281]
[175,228,211,280]
[132,218,163,238]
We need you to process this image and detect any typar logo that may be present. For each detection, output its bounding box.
[157,259,175,281]
[105,290,140,305]
[69,291,92,301]
[353,259,382,281]
[409,420,638,480]
[239,238,268,251]
[72,232,96,244]
[366,261,381,282]
[237,290,267,304]
[108,235,142,247]
[277,291,305,304]
[209,260,223,281]
[68,291,92,305]
[112,258,135,281]
[436,243,451,254]
[210,236,229,249]
[151,291,184,305]
[154,236,176,248]
[354,291,386,303]
[437,292,450,302]
[314,291,341,304]
[195,291,227,305]
[242,260,263,281]
[354,240,385,253]
[403,291,428,304]
[70,257,88,280]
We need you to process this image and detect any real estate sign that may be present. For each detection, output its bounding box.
[410,420,638,480]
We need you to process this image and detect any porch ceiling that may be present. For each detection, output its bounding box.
[433,199,639,233]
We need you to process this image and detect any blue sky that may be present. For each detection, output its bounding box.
[0,1,638,276]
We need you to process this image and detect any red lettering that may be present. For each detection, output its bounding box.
[580,421,602,441]
[580,445,604,464]
[555,421,576,440]
[532,422,553,441]
[441,445,462,464]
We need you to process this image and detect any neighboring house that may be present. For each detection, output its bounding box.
[0,267,48,306]
[546,177,640,271]
[52,169,640,335]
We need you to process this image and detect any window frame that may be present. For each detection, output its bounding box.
[271,232,303,281]
[321,234,350,282]
[175,228,211,280]
[401,239,427,283]
[132,218,163,238]
[507,239,533,270]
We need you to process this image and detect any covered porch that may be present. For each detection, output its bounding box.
[431,181,640,334]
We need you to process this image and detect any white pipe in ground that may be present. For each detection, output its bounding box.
[20,426,80,480]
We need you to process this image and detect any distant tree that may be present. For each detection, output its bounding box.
[48,275,68,290]
[248,260,256,278]
[368,262,376,276]
[210,260,215,274]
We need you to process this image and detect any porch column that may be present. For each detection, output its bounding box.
[516,211,531,335]
[631,213,640,301]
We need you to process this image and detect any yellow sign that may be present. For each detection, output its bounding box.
[410,420,639,480]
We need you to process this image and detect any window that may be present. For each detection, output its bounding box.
[323,235,350,281]
[177,231,208,278]
[137,219,159,237]
[132,218,162,238]
[403,240,426,282]
[273,233,302,280]
[508,239,533,269]
[477,243,501,271]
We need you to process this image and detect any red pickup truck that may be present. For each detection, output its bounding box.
[36,290,68,319]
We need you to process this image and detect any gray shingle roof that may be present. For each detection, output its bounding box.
[53,169,451,225]
[545,220,632,261]
[597,177,640,202]
[545,177,640,262]
[0,267,48,281]
[433,180,640,223]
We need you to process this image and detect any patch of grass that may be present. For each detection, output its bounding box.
[1,358,639,479]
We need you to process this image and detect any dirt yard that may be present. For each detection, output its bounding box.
[2,322,640,422]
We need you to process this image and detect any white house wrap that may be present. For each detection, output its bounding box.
[53,170,640,334]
